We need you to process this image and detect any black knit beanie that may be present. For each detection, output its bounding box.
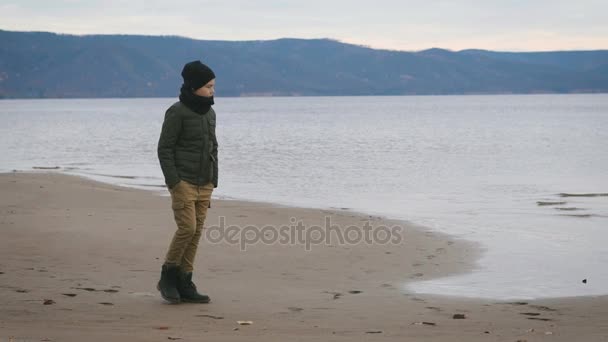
[181,60,216,90]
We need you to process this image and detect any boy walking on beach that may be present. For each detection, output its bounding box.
[156,60,218,304]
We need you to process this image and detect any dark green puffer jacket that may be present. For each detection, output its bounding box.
[158,102,218,188]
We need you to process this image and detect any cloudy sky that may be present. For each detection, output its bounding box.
[1,0,606,51]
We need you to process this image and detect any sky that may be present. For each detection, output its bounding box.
[1,0,607,52]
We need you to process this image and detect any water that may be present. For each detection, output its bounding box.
[1,94,607,300]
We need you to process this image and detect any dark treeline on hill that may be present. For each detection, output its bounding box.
[1,29,607,98]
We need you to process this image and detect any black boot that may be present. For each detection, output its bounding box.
[157,264,180,303]
[177,272,210,303]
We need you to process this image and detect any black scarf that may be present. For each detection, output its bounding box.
[179,84,214,114]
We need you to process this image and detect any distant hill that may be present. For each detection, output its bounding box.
[1,29,607,98]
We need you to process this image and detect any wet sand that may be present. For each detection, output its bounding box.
[1,172,607,341]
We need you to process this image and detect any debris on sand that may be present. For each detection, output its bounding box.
[412,321,436,326]
[196,314,224,319]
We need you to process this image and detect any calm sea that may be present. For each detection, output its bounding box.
[1,94,607,299]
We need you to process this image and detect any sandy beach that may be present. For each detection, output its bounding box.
[1,172,607,341]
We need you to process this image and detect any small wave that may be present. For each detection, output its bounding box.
[63,167,94,171]
[101,174,138,180]
[73,171,162,180]
[537,201,566,206]
[74,171,139,180]
[559,214,599,218]
[32,166,60,170]
[554,207,586,211]
[134,184,166,188]
[64,162,91,166]
[559,193,608,198]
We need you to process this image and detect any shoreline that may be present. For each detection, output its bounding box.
[4,169,607,298]
[2,169,604,299]
[1,172,607,341]
[2,93,608,101]
[3,170,482,283]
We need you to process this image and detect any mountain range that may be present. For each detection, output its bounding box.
[1,29,607,98]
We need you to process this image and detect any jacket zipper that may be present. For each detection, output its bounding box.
[198,115,205,185]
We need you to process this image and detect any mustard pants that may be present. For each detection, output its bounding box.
[164,181,214,272]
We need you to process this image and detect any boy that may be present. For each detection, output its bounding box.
[157,60,218,304]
